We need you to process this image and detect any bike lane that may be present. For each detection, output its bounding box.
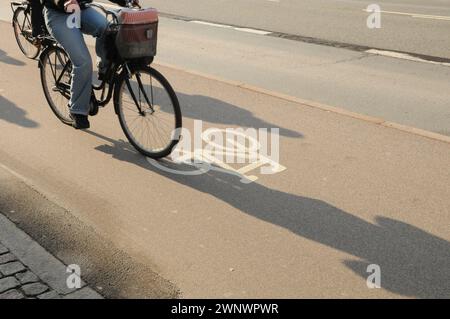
[0,21,449,298]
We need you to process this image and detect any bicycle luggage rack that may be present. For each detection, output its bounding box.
[10,1,25,13]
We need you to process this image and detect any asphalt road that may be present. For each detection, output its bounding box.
[1,2,449,136]
[139,0,450,59]
[154,17,450,137]
[1,19,450,298]
[1,2,450,298]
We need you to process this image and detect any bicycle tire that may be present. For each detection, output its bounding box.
[12,7,40,59]
[114,65,182,159]
[40,46,73,125]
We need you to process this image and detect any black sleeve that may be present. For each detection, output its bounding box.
[109,0,127,7]
[41,0,66,11]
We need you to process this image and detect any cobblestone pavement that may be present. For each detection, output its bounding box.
[0,243,60,299]
[0,213,103,300]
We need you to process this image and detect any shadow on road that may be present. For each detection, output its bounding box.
[175,91,303,138]
[0,48,25,66]
[0,95,39,128]
[86,130,450,299]
[128,83,302,138]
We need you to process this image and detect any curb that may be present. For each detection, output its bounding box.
[155,62,450,145]
[0,212,103,299]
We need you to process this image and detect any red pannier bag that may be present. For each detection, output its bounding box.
[115,8,158,59]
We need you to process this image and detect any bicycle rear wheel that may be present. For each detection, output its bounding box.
[12,7,40,59]
[114,66,182,159]
[40,46,73,125]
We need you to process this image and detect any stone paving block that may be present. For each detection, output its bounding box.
[0,243,8,255]
[63,287,103,299]
[0,253,17,264]
[22,282,49,296]
[37,290,61,299]
[15,271,39,284]
[0,214,85,295]
[0,261,26,276]
[0,215,101,298]
[0,289,25,299]
[0,276,20,293]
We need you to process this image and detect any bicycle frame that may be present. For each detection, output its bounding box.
[10,1,29,13]
[97,62,154,115]
[39,42,153,116]
[93,63,120,108]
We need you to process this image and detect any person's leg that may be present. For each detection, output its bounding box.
[43,7,92,116]
[80,8,109,74]
[30,0,44,37]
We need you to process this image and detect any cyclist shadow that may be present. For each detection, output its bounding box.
[88,130,450,299]
[0,95,39,128]
[138,84,302,139]
[0,49,25,66]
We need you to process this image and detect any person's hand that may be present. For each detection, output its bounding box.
[64,0,80,13]
[131,0,141,8]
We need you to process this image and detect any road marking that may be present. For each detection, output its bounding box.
[363,9,450,21]
[94,2,272,36]
[0,163,30,184]
[190,20,272,35]
[233,27,272,35]
[366,49,450,67]
[190,20,233,29]
[156,62,450,145]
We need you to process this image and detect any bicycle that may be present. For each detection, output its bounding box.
[11,0,44,59]
[38,1,182,159]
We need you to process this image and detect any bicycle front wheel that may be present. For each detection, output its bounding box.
[114,66,182,159]
[12,7,40,59]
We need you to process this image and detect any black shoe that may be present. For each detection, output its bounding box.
[70,113,90,130]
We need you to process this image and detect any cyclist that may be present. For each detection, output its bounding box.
[41,0,139,129]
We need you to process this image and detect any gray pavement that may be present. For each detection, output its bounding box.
[0,20,449,298]
[154,17,450,137]
[0,3,449,299]
[136,0,450,59]
[0,162,180,299]
[0,213,103,299]
[1,3,449,137]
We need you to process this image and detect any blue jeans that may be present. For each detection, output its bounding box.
[44,7,109,115]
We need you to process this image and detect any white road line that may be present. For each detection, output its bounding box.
[190,20,233,29]
[233,27,272,35]
[190,21,272,36]
[95,2,273,36]
[366,49,450,67]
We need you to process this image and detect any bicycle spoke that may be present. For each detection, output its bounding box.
[41,48,72,123]
[118,67,180,157]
